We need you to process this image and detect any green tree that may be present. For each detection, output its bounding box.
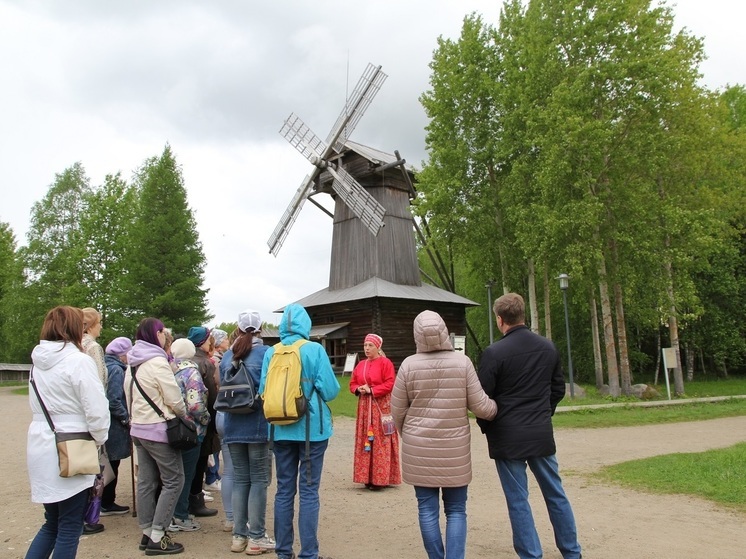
[0,222,32,361]
[22,162,92,319]
[78,172,138,342]
[120,145,211,334]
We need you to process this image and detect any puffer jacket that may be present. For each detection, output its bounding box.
[391,310,497,487]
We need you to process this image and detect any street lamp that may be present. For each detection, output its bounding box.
[485,279,496,344]
[557,273,575,399]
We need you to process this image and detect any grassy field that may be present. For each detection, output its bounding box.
[597,442,746,513]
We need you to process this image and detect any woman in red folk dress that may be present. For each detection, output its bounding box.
[350,333,401,490]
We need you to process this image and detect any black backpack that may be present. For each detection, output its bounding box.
[214,361,259,414]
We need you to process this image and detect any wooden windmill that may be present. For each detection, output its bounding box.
[268,63,477,368]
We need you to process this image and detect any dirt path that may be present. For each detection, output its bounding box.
[2,386,744,558]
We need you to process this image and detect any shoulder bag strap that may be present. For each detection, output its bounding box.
[131,366,166,419]
[29,365,57,434]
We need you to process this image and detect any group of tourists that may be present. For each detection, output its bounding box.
[25,293,582,559]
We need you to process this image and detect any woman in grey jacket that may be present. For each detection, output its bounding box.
[391,310,497,559]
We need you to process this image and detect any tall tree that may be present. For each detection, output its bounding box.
[78,172,139,341]
[121,145,211,334]
[22,162,92,317]
[0,222,32,361]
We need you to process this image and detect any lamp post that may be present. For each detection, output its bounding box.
[485,279,495,344]
[557,273,575,399]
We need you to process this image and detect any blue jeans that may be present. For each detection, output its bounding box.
[414,486,468,559]
[273,439,329,559]
[206,451,221,485]
[133,437,184,533]
[229,442,271,539]
[25,488,88,559]
[174,444,201,520]
[496,455,582,559]
[216,412,234,521]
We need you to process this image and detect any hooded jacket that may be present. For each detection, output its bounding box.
[27,340,110,503]
[391,310,497,488]
[259,303,340,442]
[125,340,186,432]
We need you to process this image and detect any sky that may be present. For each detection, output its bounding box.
[1,0,744,329]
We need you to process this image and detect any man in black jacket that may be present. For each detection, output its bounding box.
[477,293,582,559]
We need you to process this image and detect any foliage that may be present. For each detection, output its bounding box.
[597,442,746,512]
[417,0,746,387]
[0,146,212,359]
[118,145,212,335]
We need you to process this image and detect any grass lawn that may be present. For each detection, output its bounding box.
[597,442,746,513]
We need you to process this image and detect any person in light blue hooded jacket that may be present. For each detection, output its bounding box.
[259,303,340,559]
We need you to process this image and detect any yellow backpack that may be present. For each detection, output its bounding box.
[261,339,309,425]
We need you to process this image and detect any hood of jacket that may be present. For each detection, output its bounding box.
[31,340,82,370]
[279,303,311,343]
[413,310,454,353]
[127,339,168,368]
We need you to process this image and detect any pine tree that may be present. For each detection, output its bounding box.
[120,145,211,335]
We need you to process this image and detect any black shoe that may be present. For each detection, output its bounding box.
[83,523,105,535]
[187,493,217,517]
[145,534,184,556]
[139,534,149,551]
[101,503,130,516]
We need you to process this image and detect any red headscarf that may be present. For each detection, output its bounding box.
[364,333,383,349]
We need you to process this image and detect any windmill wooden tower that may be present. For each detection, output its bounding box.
[268,63,476,369]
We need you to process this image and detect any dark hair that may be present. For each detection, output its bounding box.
[231,330,254,362]
[40,306,85,352]
[494,293,525,326]
[136,317,165,347]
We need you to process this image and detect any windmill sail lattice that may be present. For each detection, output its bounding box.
[268,63,388,256]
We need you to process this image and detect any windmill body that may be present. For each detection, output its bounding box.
[269,64,477,369]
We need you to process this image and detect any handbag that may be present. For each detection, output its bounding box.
[214,360,258,414]
[131,367,198,450]
[84,472,105,524]
[374,398,396,436]
[30,367,100,477]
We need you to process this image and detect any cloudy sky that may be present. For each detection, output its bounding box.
[1,0,743,328]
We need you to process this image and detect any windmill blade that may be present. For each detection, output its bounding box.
[325,63,388,155]
[279,113,327,164]
[328,165,386,237]
[268,174,317,256]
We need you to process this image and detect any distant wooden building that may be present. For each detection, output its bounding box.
[276,141,477,371]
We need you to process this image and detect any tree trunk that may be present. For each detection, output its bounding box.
[664,258,685,396]
[544,265,552,340]
[613,281,633,394]
[527,258,539,333]
[589,292,604,390]
[685,345,695,381]
[597,257,621,397]
[654,330,661,385]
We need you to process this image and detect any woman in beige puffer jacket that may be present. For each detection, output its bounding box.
[391,310,497,559]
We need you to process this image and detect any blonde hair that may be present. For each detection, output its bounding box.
[81,307,101,333]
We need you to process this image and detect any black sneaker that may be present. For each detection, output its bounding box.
[139,535,149,551]
[145,534,184,556]
[101,503,130,516]
[82,523,105,535]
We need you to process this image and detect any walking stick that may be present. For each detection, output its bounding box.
[130,440,137,517]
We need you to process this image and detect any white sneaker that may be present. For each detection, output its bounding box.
[245,535,276,555]
[168,517,200,532]
[223,520,234,532]
[231,535,248,553]
[205,479,222,491]
[203,491,214,502]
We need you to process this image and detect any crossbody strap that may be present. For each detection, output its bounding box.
[29,365,57,434]
[131,366,166,419]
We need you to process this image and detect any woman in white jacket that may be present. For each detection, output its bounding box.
[26,306,110,559]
